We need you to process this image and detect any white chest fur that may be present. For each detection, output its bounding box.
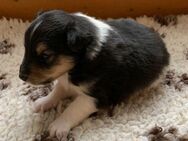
[57,73,91,97]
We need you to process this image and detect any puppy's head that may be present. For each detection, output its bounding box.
[19,10,97,85]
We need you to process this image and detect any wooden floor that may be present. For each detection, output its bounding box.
[0,0,188,20]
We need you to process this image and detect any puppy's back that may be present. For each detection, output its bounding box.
[106,19,169,66]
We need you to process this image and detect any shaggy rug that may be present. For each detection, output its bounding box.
[0,15,188,141]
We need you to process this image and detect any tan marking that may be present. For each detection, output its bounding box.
[36,43,47,55]
[27,56,74,84]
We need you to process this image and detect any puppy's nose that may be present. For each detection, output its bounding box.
[19,64,29,80]
[19,73,28,81]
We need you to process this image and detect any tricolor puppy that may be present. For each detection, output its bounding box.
[19,10,169,140]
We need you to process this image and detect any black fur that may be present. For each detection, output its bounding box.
[21,10,169,109]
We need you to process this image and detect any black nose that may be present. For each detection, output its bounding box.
[19,63,29,81]
[19,73,28,81]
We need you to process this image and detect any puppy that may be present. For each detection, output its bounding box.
[19,10,169,140]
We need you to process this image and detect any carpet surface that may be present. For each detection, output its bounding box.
[0,15,188,141]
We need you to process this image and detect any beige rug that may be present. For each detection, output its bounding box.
[0,15,188,141]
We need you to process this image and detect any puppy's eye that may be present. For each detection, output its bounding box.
[40,50,54,62]
[41,52,51,60]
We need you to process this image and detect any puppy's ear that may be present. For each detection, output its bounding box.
[67,26,93,53]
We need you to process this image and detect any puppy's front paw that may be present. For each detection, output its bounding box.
[33,95,58,113]
[49,118,71,141]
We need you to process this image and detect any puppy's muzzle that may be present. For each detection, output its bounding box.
[19,64,29,81]
[19,73,28,81]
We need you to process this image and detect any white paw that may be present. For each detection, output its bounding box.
[32,95,58,113]
[49,119,71,141]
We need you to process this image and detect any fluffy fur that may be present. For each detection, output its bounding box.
[19,10,169,140]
